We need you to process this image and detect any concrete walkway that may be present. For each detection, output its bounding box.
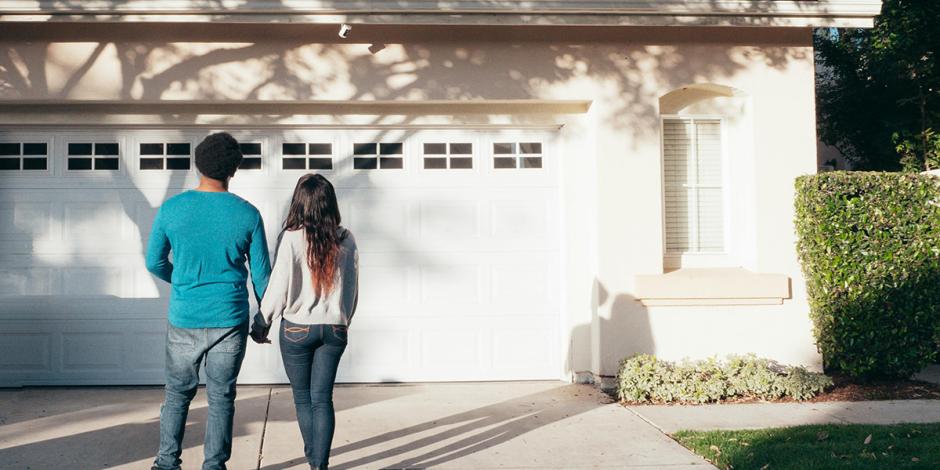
[627,400,940,434]
[0,382,716,469]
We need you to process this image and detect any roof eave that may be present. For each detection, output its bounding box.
[0,1,883,28]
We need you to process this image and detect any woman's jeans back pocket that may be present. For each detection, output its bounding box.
[329,325,348,344]
[283,324,311,343]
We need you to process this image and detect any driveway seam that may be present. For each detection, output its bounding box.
[257,387,273,470]
[623,405,669,435]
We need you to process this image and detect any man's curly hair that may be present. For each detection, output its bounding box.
[195,132,243,180]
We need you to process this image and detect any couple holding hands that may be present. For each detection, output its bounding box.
[145,132,358,470]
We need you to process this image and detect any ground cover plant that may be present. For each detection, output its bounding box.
[617,354,832,404]
[675,423,940,469]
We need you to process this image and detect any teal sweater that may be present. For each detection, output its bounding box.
[145,190,272,328]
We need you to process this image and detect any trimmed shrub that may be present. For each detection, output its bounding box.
[616,354,832,404]
[795,172,940,379]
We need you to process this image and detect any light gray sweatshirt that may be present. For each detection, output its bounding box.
[255,227,358,329]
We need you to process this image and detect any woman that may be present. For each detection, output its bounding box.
[251,174,358,470]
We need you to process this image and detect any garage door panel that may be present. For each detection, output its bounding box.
[0,332,53,372]
[0,266,54,296]
[0,201,54,241]
[420,329,487,371]
[419,264,482,303]
[125,331,166,371]
[492,327,557,373]
[62,332,124,372]
[418,201,482,239]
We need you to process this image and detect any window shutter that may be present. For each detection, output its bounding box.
[663,118,724,254]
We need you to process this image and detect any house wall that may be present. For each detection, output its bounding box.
[0,24,822,381]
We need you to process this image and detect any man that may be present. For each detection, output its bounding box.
[146,132,271,470]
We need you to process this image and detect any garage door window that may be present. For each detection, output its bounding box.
[238,142,262,170]
[354,142,403,170]
[0,142,48,171]
[493,142,543,169]
[282,142,333,170]
[139,142,191,170]
[67,142,120,171]
[423,143,473,169]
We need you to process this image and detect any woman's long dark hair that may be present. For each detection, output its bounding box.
[283,174,346,296]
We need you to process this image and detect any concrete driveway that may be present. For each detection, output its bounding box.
[0,382,715,469]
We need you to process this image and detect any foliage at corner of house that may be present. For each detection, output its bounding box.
[674,424,940,470]
[794,172,940,379]
[616,354,832,404]
[814,0,939,171]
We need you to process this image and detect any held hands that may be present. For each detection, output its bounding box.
[249,312,271,344]
[249,328,271,344]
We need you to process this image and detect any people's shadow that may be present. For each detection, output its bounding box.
[0,388,270,469]
[261,384,609,470]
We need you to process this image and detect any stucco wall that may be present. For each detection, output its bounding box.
[0,24,822,379]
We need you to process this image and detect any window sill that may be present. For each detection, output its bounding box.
[634,268,791,306]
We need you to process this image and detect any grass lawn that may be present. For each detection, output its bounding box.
[674,423,940,469]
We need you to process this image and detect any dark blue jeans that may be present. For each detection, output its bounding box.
[280,320,348,470]
[153,322,248,470]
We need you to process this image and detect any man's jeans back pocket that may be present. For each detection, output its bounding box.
[214,323,248,353]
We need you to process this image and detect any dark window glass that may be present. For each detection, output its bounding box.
[424,143,446,155]
[23,158,47,170]
[450,143,473,155]
[95,143,120,156]
[0,143,19,156]
[68,158,93,170]
[353,143,377,155]
[380,143,403,155]
[0,158,20,170]
[494,157,517,169]
[424,157,447,169]
[239,158,262,170]
[282,158,306,170]
[166,157,191,170]
[68,143,93,155]
[22,143,47,155]
[283,143,306,155]
[308,158,333,170]
[450,157,473,169]
[522,157,543,168]
[140,158,164,170]
[519,142,542,154]
[380,157,404,169]
[239,143,262,155]
[493,143,515,154]
[166,143,190,155]
[354,157,378,169]
[95,158,120,170]
[308,143,332,155]
[140,143,164,155]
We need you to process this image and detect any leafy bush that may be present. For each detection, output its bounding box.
[616,354,832,404]
[795,172,940,379]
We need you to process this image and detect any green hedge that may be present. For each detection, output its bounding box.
[795,172,940,379]
[617,354,832,404]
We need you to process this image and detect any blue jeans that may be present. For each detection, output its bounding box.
[280,320,347,470]
[153,322,248,470]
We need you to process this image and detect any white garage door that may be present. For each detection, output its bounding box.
[0,127,562,385]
